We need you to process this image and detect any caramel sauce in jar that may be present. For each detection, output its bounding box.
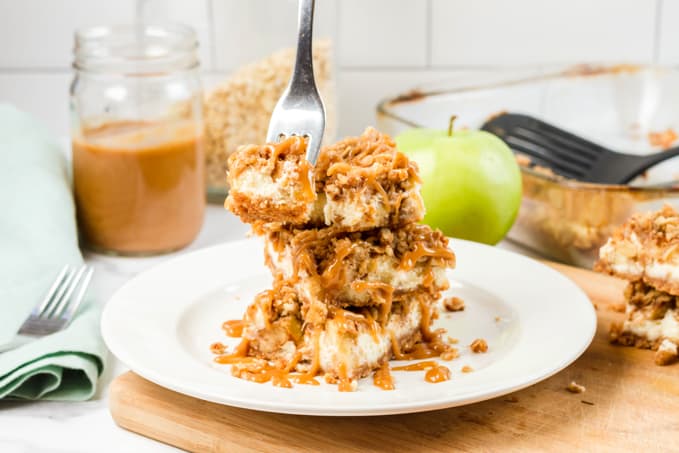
[73,120,205,255]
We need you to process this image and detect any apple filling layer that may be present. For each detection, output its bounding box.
[226,127,425,231]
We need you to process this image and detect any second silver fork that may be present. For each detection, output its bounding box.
[266,0,326,166]
[0,264,94,353]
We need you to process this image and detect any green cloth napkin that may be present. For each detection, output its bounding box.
[0,104,106,400]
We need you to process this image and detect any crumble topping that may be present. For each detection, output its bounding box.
[470,339,488,353]
[225,127,425,231]
[443,296,465,312]
[566,381,586,394]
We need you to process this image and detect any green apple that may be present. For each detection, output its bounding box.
[395,118,522,245]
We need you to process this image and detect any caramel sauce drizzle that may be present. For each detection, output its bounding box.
[362,309,382,344]
[337,362,354,392]
[260,136,315,204]
[392,360,451,384]
[351,281,394,326]
[399,243,455,271]
[373,363,395,390]
[422,268,435,290]
[214,339,250,364]
[222,319,244,338]
[296,159,315,202]
[320,240,358,292]
[425,366,451,383]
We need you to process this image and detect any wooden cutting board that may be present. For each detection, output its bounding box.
[109,263,679,452]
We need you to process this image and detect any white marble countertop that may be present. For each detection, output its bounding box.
[0,205,530,453]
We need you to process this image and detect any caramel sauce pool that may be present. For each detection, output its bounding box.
[222,320,244,338]
[393,360,451,384]
[73,120,205,255]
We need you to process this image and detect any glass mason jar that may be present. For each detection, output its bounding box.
[71,24,205,255]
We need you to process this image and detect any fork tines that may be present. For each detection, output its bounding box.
[18,264,94,336]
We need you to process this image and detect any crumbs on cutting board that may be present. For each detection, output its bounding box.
[566,381,586,394]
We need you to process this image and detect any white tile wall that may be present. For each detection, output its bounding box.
[338,0,428,68]
[431,0,657,66]
[658,0,679,64]
[0,72,71,133]
[211,0,337,71]
[0,0,138,68]
[0,0,674,137]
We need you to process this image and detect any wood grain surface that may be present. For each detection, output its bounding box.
[109,263,679,452]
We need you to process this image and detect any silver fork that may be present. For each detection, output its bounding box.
[0,264,94,353]
[266,0,326,166]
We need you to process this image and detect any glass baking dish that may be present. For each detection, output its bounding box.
[377,65,679,268]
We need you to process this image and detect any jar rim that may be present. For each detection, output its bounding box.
[74,23,199,73]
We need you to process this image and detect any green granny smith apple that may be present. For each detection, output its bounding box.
[395,117,522,245]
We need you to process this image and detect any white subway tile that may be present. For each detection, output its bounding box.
[658,0,679,65]
[138,0,213,71]
[431,0,656,66]
[0,0,137,68]
[337,69,487,137]
[0,72,72,136]
[211,0,337,72]
[0,0,211,70]
[338,0,428,68]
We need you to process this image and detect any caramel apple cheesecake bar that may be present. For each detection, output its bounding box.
[230,282,448,390]
[595,205,679,365]
[225,127,425,230]
[263,223,454,309]
[217,128,458,390]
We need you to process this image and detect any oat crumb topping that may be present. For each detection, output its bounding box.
[470,339,488,353]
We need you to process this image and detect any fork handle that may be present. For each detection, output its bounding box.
[290,0,317,92]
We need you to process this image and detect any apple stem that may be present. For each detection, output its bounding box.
[448,115,457,137]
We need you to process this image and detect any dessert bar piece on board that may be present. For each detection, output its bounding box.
[596,205,679,365]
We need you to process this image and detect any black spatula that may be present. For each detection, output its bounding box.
[481,112,679,184]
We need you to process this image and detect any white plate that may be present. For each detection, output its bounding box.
[101,238,596,416]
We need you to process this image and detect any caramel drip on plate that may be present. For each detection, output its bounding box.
[425,366,451,383]
[392,360,440,371]
[222,319,244,338]
[214,339,250,364]
[392,360,451,384]
[373,363,394,390]
[337,362,353,392]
